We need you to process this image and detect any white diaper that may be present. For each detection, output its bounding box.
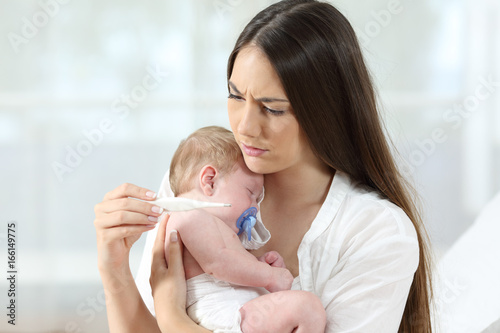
[186,273,269,333]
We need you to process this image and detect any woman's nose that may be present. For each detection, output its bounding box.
[238,104,261,138]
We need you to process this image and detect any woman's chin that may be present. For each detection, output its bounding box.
[243,156,270,175]
[243,157,282,175]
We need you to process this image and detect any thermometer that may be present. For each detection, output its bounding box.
[153,197,231,212]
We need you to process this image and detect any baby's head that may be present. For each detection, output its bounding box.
[170,126,263,231]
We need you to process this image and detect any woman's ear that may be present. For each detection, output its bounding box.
[199,165,218,196]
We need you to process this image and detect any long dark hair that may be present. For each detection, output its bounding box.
[227,1,432,332]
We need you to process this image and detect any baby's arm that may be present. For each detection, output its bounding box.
[170,210,292,292]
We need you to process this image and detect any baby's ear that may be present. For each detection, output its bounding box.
[199,165,217,196]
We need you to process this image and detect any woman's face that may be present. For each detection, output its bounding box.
[228,45,312,175]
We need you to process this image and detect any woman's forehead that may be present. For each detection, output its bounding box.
[230,46,288,100]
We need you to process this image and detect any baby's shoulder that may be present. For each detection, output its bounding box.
[167,209,218,232]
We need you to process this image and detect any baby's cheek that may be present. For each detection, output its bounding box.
[231,211,241,227]
[221,210,239,231]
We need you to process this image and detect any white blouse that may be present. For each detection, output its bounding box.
[135,170,419,332]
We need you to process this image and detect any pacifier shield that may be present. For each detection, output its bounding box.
[236,207,258,241]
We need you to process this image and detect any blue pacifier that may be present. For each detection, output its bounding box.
[236,207,258,241]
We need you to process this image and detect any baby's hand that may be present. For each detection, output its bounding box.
[257,251,286,268]
[266,267,293,293]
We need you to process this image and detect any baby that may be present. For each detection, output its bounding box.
[164,126,326,333]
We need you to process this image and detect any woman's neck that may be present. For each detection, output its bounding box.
[263,159,335,210]
[254,157,335,274]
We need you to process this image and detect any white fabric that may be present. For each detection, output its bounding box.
[432,191,500,333]
[186,273,269,333]
[290,171,419,332]
[136,170,419,332]
[135,169,271,316]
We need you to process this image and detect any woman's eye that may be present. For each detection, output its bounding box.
[228,93,243,101]
[264,106,285,116]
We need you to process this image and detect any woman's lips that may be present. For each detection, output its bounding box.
[241,143,267,157]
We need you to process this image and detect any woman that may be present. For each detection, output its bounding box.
[94,0,433,332]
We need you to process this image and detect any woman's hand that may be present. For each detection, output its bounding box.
[150,213,187,317]
[94,183,164,333]
[94,183,163,274]
[151,214,211,333]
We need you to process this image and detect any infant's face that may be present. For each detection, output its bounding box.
[213,158,264,231]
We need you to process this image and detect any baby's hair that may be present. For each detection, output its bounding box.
[169,126,242,196]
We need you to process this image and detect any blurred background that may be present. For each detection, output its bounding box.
[0,0,499,332]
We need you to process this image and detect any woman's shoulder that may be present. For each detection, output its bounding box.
[327,171,418,241]
[299,171,419,295]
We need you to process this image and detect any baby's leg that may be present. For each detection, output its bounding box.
[239,290,326,333]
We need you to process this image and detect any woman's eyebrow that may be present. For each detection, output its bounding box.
[257,96,289,103]
[228,81,289,103]
[228,81,242,94]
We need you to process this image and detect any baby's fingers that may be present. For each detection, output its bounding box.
[263,251,286,268]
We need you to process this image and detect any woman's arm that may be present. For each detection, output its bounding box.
[150,215,211,333]
[94,183,163,332]
[99,270,162,333]
[319,205,420,332]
